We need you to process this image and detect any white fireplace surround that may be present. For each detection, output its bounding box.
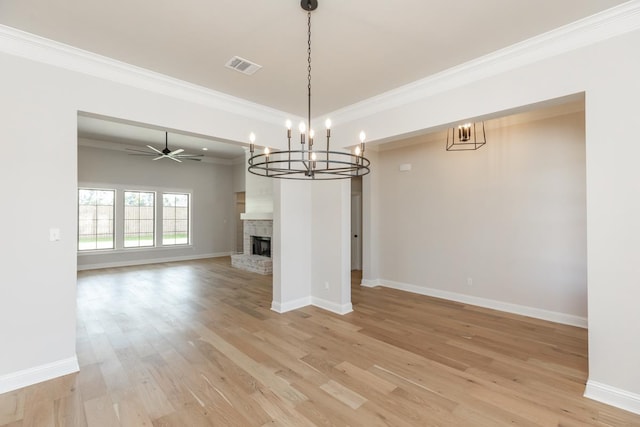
[231,219,273,275]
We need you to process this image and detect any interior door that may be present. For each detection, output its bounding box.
[235,192,245,253]
[351,194,362,270]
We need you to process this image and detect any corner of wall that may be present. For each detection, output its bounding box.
[0,356,79,395]
[585,380,640,416]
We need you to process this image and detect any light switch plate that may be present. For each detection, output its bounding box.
[49,228,61,242]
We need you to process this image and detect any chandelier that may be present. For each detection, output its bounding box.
[247,0,370,180]
[446,122,487,151]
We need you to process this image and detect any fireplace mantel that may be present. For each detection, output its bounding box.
[240,212,273,220]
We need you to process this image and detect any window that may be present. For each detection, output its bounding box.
[78,189,115,250]
[124,191,155,248]
[163,193,190,245]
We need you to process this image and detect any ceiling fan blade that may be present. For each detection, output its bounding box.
[169,156,182,162]
[170,148,184,155]
[129,153,157,156]
[152,155,164,161]
[147,145,163,154]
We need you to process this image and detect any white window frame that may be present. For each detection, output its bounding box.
[123,190,156,248]
[161,192,191,246]
[77,183,193,256]
[77,187,116,251]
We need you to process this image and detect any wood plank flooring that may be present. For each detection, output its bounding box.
[1,257,639,426]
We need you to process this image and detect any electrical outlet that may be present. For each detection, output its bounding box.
[324,281,329,290]
[467,277,473,286]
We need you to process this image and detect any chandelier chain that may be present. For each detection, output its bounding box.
[307,11,312,134]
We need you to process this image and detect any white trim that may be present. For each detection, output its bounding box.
[271,297,352,315]
[329,1,640,124]
[0,25,287,125]
[311,297,353,315]
[240,212,274,220]
[367,278,587,328]
[77,252,232,271]
[271,297,311,313]
[0,356,79,395]
[360,278,381,288]
[585,380,640,415]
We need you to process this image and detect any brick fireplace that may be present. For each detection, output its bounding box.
[231,219,273,275]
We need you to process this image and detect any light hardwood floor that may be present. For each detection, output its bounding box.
[1,257,639,426]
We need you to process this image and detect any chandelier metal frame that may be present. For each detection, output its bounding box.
[247,0,370,180]
[446,122,487,151]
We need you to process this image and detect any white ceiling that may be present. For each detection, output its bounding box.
[0,1,625,155]
[0,0,626,117]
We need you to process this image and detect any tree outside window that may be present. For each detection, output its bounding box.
[163,193,190,245]
[124,191,155,248]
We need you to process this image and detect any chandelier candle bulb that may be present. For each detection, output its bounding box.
[458,123,472,141]
[309,129,315,149]
[249,132,256,153]
[299,121,306,145]
[286,120,292,138]
[359,130,366,155]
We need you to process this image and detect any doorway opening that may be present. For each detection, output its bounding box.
[351,176,363,271]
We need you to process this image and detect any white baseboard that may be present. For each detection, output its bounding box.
[585,380,640,415]
[0,356,79,395]
[77,252,233,271]
[361,278,381,288]
[311,297,353,315]
[271,297,311,313]
[271,296,353,315]
[362,278,587,328]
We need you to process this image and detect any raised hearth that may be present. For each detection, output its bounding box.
[231,219,272,275]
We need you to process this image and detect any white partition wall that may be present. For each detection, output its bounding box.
[272,180,312,312]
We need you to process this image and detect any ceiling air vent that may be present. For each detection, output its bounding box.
[225,56,262,75]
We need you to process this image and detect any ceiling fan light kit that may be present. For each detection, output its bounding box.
[246,0,370,180]
[127,132,204,162]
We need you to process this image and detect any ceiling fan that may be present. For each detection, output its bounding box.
[126,132,204,162]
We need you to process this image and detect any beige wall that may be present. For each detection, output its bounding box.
[375,111,586,320]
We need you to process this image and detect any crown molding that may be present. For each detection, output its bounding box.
[0,25,288,126]
[329,0,640,124]
[2,2,639,128]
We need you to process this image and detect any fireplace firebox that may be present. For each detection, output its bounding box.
[251,236,271,258]
[231,219,273,274]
